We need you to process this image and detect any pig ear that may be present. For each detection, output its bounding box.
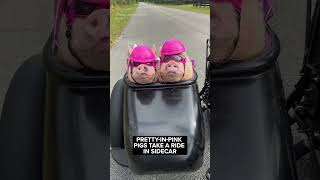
[157,71,164,83]
[182,59,194,81]
[127,68,135,83]
[156,59,161,70]
[154,72,160,83]
[152,44,157,55]
[159,45,162,55]
[191,59,197,68]
[128,45,133,56]
[183,52,189,58]
[128,44,138,55]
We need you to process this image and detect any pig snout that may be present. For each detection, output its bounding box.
[137,65,150,74]
[165,62,179,72]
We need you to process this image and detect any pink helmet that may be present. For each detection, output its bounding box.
[53,0,109,49]
[128,45,157,67]
[160,39,186,56]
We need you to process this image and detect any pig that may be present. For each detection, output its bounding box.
[157,53,194,83]
[157,39,194,83]
[54,0,109,71]
[211,0,272,63]
[126,45,158,84]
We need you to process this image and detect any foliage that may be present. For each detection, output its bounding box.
[112,0,139,6]
[161,4,209,14]
[141,0,194,5]
[111,3,139,46]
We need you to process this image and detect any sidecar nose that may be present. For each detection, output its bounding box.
[120,73,205,174]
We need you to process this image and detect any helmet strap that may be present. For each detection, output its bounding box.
[180,63,186,82]
[130,68,138,84]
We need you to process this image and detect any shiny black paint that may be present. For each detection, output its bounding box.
[209,31,297,180]
[42,36,109,180]
[122,75,205,174]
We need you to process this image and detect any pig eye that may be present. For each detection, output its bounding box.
[132,62,141,67]
[145,62,153,66]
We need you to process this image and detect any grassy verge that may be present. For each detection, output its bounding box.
[111,3,139,47]
[159,4,209,15]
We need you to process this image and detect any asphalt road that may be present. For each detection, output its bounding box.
[0,0,316,180]
[110,2,210,180]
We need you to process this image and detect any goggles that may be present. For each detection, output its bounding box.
[160,54,186,64]
[129,60,156,68]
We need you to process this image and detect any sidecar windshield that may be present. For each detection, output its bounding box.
[124,72,198,88]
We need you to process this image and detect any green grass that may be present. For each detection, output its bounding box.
[160,4,209,15]
[111,3,139,47]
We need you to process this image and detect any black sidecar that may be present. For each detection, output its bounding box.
[0,33,109,180]
[208,28,298,180]
[111,73,205,174]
